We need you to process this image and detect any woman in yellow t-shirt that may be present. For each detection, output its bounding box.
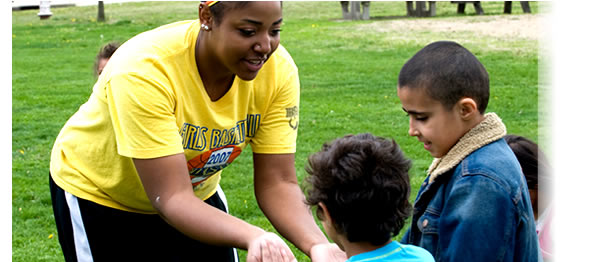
[49,1,346,261]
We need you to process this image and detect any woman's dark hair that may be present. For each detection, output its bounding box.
[208,1,282,25]
[304,133,412,246]
[208,2,249,25]
[209,1,284,25]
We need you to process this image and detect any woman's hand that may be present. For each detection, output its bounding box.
[247,232,297,262]
[310,243,347,262]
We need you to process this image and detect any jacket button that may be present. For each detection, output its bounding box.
[422,219,428,227]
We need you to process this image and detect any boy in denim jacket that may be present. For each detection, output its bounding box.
[304,133,435,262]
[397,41,542,261]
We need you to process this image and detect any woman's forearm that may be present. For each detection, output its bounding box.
[256,180,328,257]
[158,190,265,249]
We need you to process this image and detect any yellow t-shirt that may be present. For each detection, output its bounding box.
[50,20,300,214]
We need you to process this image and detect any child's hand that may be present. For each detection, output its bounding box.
[247,232,297,262]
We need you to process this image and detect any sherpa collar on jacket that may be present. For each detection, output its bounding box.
[427,112,507,183]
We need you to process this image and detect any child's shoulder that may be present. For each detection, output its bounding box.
[464,138,516,167]
[458,138,524,187]
[398,242,435,261]
[348,241,435,262]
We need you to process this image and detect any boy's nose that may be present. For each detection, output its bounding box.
[408,124,419,137]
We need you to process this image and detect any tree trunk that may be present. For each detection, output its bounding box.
[350,1,361,20]
[98,1,105,22]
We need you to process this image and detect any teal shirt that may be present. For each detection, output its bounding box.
[347,241,434,262]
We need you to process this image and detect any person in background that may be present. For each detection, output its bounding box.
[304,133,435,262]
[505,134,553,260]
[94,41,120,77]
[49,1,345,261]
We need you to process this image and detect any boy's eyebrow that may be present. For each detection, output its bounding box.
[402,107,424,115]
[242,18,283,26]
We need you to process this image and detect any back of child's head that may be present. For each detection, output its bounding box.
[304,133,412,246]
[504,135,551,193]
[398,41,490,114]
[94,41,120,76]
[97,41,120,59]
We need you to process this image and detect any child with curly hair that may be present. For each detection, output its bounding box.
[304,133,434,261]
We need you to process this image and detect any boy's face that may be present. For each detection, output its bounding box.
[397,86,469,158]
[317,204,344,251]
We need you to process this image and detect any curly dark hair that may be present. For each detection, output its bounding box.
[304,133,412,246]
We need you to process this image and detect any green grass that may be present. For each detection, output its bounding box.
[12,1,544,261]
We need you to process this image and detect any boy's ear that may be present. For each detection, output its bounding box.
[456,97,479,120]
[318,202,334,223]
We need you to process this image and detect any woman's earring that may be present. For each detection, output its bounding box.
[201,24,210,31]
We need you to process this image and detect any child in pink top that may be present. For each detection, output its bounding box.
[505,135,553,260]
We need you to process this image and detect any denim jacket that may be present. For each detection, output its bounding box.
[401,113,542,262]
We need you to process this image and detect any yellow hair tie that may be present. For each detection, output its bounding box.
[206,1,219,7]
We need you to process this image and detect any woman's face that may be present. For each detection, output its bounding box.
[208,2,283,81]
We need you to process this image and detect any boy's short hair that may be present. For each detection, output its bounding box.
[398,41,490,114]
[304,133,412,246]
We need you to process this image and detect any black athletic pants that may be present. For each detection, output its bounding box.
[50,174,238,262]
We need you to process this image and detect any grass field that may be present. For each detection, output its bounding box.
[12,1,545,261]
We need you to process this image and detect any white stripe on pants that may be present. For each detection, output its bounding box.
[216,185,239,262]
[64,191,93,262]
